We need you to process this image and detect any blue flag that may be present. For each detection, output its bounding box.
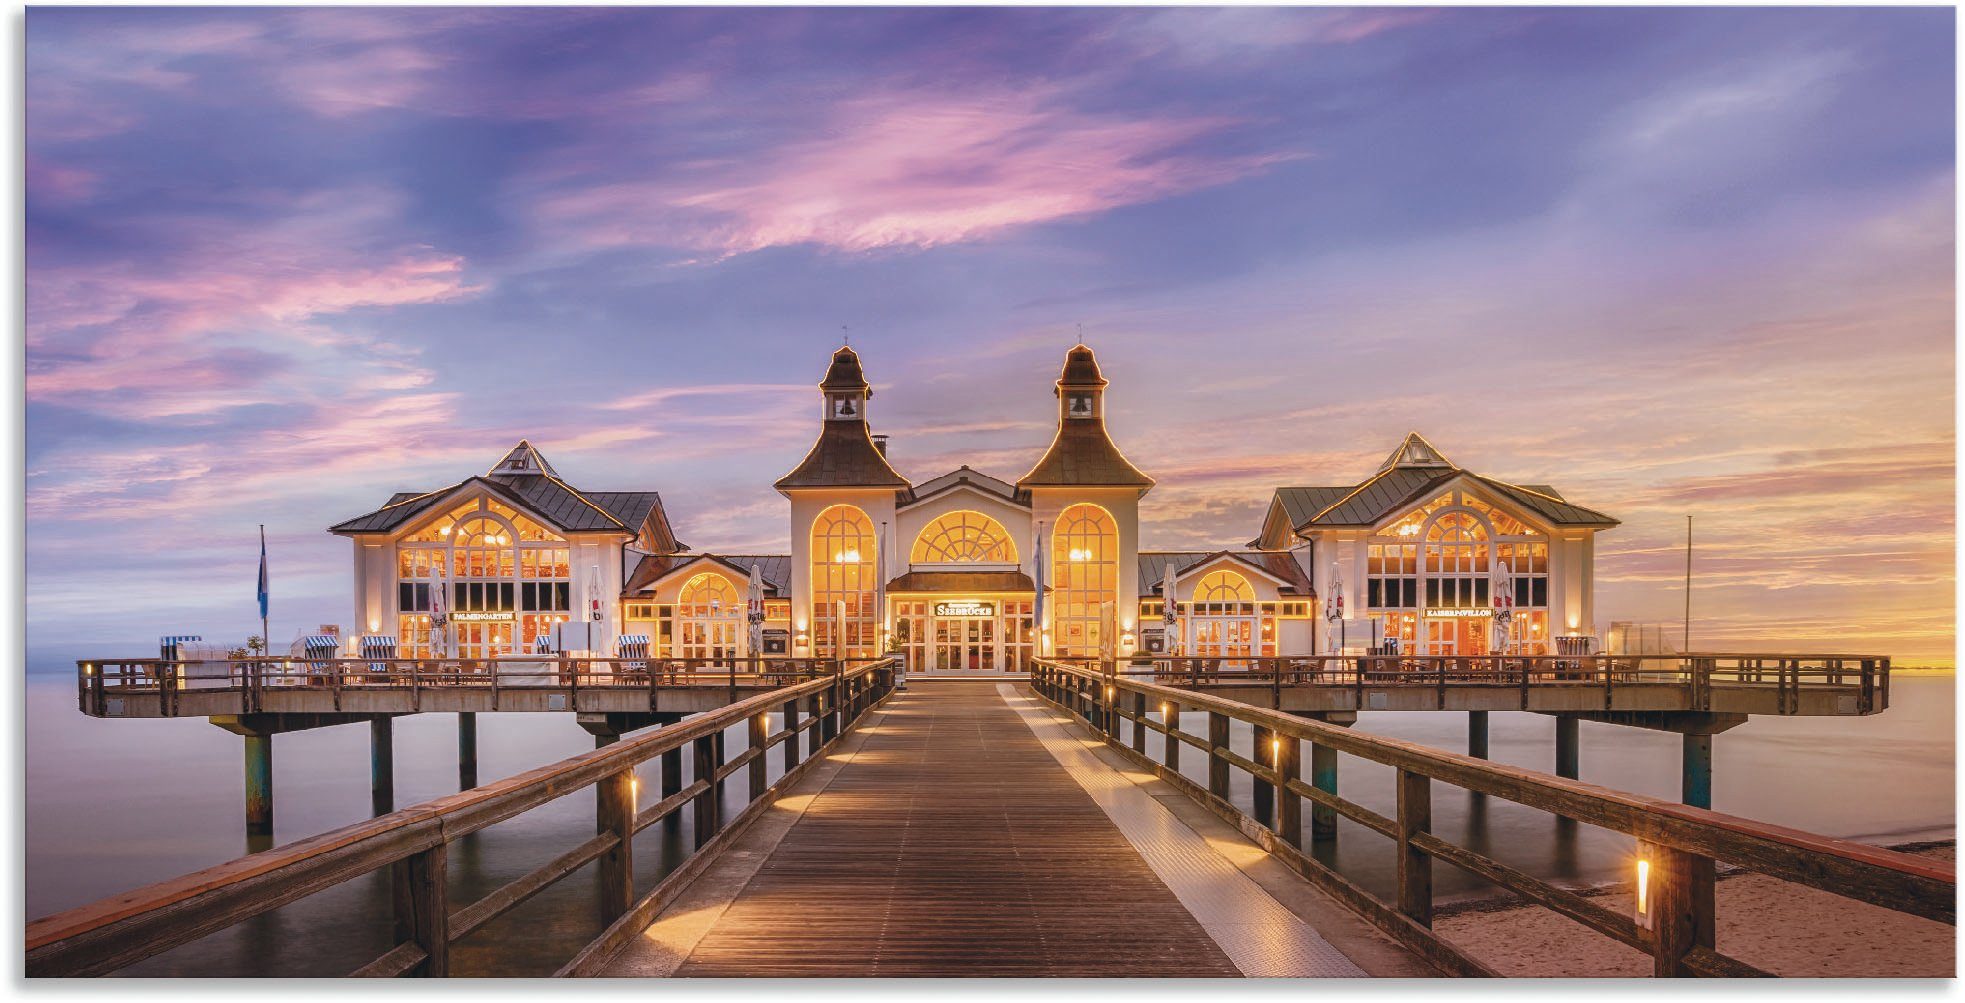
[256,526,269,621]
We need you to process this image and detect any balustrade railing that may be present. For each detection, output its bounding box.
[30,658,898,977]
[1030,657,1947,978]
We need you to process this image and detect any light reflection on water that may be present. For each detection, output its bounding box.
[25,674,1954,975]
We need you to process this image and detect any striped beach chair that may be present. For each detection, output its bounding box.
[617,634,651,683]
[156,635,202,687]
[359,634,399,682]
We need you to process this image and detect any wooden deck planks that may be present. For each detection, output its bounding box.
[674,682,1243,977]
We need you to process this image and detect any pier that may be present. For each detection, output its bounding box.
[28,653,1949,978]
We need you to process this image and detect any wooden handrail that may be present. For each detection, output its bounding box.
[28,657,899,977]
[1030,658,1950,978]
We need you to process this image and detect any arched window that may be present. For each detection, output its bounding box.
[811,505,876,657]
[395,497,570,659]
[1424,510,1490,608]
[911,510,1018,564]
[1190,570,1254,603]
[1051,503,1118,657]
[676,572,742,660]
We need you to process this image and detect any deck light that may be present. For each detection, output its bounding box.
[1634,847,1654,930]
[1271,738,1281,763]
[82,664,92,676]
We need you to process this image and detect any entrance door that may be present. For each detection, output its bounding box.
[931,615,1000,673]
[1423,617,1488,656]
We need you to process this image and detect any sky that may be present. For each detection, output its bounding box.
[24,7,1956,666]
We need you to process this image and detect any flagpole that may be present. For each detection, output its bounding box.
[258,524,269,654]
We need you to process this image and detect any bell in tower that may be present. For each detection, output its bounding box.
[820,345,871,422]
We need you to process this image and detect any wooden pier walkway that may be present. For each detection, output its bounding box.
[603,681,1411,977]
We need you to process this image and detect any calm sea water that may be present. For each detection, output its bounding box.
[25,673,1955,976]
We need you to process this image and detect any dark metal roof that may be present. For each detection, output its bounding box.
[1261,441,1617,532]
[1058,343,1107,388]
[774,420,909,490]
[819,345,869,393]
[1016,422,1154,488]
[625,553,790,596]
[1139,551,1312,595]
[904,466,1029,508]
[886,570,1035,593]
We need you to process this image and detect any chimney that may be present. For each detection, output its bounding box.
[871,434,889,457]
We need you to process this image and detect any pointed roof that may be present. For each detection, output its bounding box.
[819,345,870,394]
[1139,550,1313,595]
[625,553,791,596]
[1378,431,1453,472]
[489,439,560,478]
[776,348,907,490]
[1017,345,1153,490]
[1058,343,1107,388]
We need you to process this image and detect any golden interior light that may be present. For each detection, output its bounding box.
[835,549,861,564]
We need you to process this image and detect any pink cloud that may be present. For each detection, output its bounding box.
[531,86,1299,254]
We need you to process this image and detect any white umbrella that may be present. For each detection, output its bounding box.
[586,564,604,654]
[1161,563,1180,656]
[1326,561,1345,654]
[1031,524,1046,656]
[1492,561,1515,654]
[876,521,888,652]
[746,563,765,658]
[429,569,448,658]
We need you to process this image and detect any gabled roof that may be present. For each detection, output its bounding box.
[774,420,909,490]
[330,441,664,538]
[1259,434,1617,535]
[903,466,1028,508]
[625,553,791,596]
[1139,551,1313,596]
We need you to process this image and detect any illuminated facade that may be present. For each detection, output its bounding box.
[332,349,1614,669]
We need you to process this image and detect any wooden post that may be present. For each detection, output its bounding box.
[1207,712,1230,801]
[1130,691,1146,754]
[692,736,718,849]
[1164,699,1181,772]
[1467,710,1489,760]
[595,767,635,921]
[782,699,801,773]
[1396,768,1433,927]
[390,843,449,976]
[1310,740,1337,840]
[1278,732,1302,848]
[748,712,768,802]
[244,735,273,838]
[1252,723,1275,828]
[1682,734,1713,809]
[660,745,683,830]
[1644,841,1715,977]
[1555,715,1580,779]
[457,713,478,791]
[370,718,395,817]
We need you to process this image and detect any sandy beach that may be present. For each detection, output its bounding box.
[1434,844,1955,977]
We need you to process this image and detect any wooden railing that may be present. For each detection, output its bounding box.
[1113,653,1890,714]
[76,656,854,716]
[1030,658,1950,977]
[28,657,898,977]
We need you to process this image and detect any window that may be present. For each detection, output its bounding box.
[1367,543,1418,609]
[1424,511,1489,609]
[1192,570,1254,604]
[911,510,1018,564]
[1051,503,1118,657]
[676,572,742,660]
[393,497,570,658]
[811,505,876,657]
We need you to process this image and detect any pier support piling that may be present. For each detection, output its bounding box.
[370,718,395,816]
[457,713,478,791]
[244,735,273,837]
[1682,734,1713,810]
[1554,715,1579,780]
[1468,710,1490,760]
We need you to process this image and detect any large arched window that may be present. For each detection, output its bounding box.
[395,497,570,659]
[1187,569,1264,661]
[1190,570,1254,603]
[676,572,742,660]
[911,510,1018,564]
[1051,503,1118,657]
[1424,510,1490,608]
[811,505,876,657]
